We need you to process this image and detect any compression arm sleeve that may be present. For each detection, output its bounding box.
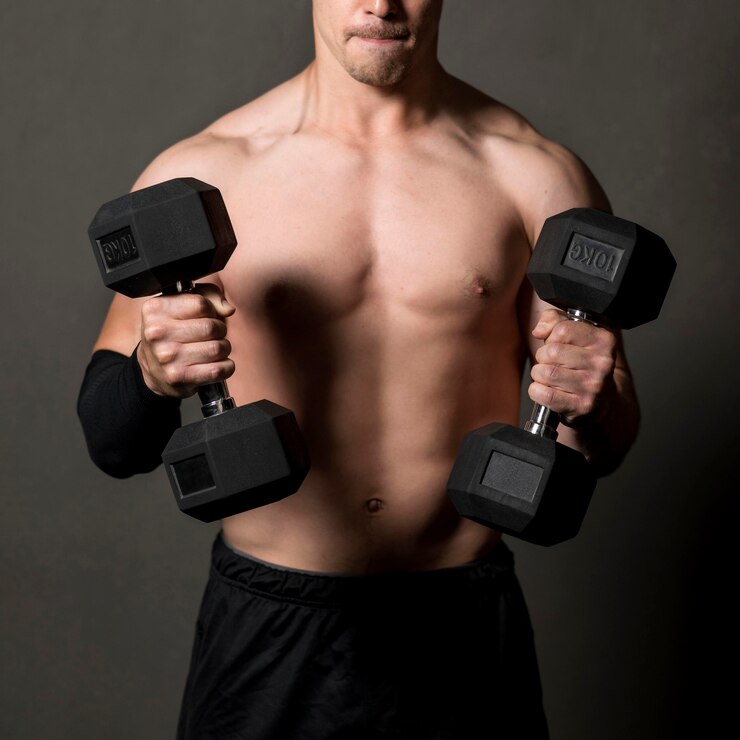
[76,347,182,478]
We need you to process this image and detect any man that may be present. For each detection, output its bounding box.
[79,1,640,737]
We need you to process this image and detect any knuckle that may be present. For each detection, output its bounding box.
[550,322,571,343]
[142,322,162,343]
[154,342,177,365]
[163,364,182,385]
[595,355,615,376]
[536,345,549,364]
[543,343,560,363]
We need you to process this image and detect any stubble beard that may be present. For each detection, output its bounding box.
[340,25,416,87]
[343,52,411,87]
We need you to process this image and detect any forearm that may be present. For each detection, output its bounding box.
[77,347,182,478]
[557,366,641,477]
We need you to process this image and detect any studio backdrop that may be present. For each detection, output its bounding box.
[1,2,737,738]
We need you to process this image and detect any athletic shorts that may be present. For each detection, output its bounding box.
[176,530,549,740]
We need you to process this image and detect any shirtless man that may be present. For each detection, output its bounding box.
[79,1,639,737]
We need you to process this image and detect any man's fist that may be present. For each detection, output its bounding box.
[529,308,618,427]
[137,283,236,398]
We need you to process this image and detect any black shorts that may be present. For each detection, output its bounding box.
[176,531,548,740]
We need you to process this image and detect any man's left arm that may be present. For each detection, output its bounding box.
[526,301,641,477]
[516,139,641,476]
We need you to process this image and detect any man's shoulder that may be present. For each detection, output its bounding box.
[130,74,302,192]
[451,78,611,243]
[454,81,596,188]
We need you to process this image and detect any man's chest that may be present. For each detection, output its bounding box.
[218,138,531,323]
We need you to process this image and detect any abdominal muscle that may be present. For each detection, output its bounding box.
[219,281,527,574]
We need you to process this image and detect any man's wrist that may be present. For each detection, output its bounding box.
[130,344,178,407]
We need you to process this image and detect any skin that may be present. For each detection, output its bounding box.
[93,0,640,573]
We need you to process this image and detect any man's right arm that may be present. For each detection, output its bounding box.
[78,135,237,477]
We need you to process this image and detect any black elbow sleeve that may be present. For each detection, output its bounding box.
[76,348,181,478]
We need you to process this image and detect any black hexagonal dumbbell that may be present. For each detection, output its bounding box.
[88,177,310,521]
[447,208,676,546]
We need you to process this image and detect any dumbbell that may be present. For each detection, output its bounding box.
[447,208,675,546]
[88,177,311,522]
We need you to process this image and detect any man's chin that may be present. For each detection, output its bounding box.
[344,62,409,87]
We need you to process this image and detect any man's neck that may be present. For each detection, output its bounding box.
[299,54,450,143]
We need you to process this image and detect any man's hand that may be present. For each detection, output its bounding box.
[137,283,236,398]
[529,308,618,428]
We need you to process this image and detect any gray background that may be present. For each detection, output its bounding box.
[1,1,737,738]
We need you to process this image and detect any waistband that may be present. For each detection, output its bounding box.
[209,529,515,608]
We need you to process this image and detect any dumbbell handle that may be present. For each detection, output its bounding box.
[162,280,236,418]
[524,308,598,440]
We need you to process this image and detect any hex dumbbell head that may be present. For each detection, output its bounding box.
[527,208,676,328]
[163,400,311,523]
[447,423,596,546]
[88,178,237,298]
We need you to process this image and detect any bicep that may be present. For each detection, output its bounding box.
[514,140,617,359]
[520,142,613,248]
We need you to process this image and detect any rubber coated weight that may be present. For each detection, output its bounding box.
[527,208,675,328]
[447,423,596,547]
[164,400,309,521]
[89,178,236,298]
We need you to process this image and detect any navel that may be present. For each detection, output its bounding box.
[365,498,384,513]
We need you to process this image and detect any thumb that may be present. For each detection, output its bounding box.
[531,307,566,340]
[193,282,236,318]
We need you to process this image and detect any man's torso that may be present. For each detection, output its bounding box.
[145,72,556,572]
